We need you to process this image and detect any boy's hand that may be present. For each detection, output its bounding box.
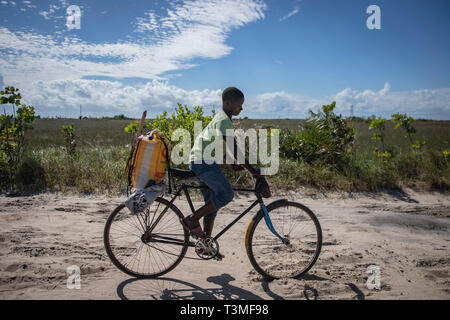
[250,167,262,177]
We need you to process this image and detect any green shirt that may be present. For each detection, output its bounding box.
[190,109,233,163]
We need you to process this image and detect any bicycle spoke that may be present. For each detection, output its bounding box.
[249,202,321,279]
[105,200,188,278]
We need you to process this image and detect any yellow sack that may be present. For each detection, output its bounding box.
[130,129,170,190]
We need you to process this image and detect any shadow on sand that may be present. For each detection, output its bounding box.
[117,273,264,300]
[116,272,339,300]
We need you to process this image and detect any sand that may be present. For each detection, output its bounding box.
[0,188,449,300]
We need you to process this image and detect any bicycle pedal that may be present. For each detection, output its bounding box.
[194,237,219,260]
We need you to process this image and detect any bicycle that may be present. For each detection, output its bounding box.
[104,167,322,280]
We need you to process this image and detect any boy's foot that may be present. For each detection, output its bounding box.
[181,216,206,239]
[214,252,225,261]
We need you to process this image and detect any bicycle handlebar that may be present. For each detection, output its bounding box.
[253,175,271,198]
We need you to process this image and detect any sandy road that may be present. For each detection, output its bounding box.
[0,189,448,300]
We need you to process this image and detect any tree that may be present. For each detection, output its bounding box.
[125,103,213,145]
[0,86,36,190]
[391,113,425,151]
[369,117,391,159]
[279,101,356,167]
[61,124,76,156]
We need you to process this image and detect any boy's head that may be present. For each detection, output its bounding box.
[222,87,244,117]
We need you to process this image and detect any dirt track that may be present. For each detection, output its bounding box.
[0,189,449,300]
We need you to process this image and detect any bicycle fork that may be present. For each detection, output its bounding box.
[259,202,290,245]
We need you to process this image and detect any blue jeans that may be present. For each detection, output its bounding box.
[189,161,234,220]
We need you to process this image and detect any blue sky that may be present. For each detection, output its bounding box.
[1,0,449,119]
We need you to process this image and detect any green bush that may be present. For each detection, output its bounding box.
[125,103,213,146]
[279,129,303,160]
[391,112,426,151]
[2,102,448,194]
[61,124,76,156]
[0,86,36,191]
[280,101,356,167]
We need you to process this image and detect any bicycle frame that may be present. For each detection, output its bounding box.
[144,179,288,247]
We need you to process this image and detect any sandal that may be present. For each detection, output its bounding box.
[181,216,206,239]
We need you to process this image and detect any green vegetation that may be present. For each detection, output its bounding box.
[274,106,449,192]
[1,86,37,191]
[0,87,449,194]
[279,101,355,167]
[124,103,213,146]
[369,117,387,156]
[391,112,426,151]
[61,124,76,156]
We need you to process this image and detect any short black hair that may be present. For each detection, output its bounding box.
[222,87,244,103]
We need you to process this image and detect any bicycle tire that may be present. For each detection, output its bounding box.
[104,197,189,278]
[246,200,322,280]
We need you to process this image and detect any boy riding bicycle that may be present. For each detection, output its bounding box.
[181,87,261,258]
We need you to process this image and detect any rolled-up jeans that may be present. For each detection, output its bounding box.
[189,161,234,220]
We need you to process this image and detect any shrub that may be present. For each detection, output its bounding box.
[280,101,356,167]
[125,103,213,146]
[61,124,76,156]
[391,112,425,151]
[279,129,303,160]
[0,86,36,191]
[369,117,387,154]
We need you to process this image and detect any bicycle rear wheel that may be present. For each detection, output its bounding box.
[104,197,189,278]
[246,200,322,280]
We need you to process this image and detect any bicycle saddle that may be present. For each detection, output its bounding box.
[169,168,197,179]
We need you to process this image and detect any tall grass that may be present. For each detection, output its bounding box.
[10,146,448,194]
[3,118,450,194]
[14,146,128,194]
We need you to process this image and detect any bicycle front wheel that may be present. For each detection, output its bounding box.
[246,200,322,280]
[104,197,189,278]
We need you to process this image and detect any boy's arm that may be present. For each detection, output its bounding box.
[223,136,261,176]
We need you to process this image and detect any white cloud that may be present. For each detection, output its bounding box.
[334,82,391,112]
[331,82,450,118]
[22,0,37,9]
[135,12,159,33]
[0,0,36,12]
[0,0,16,5]
[1,0,267,85]
[280,5,300,22]
[0,0,268,117]
[133,0,267,60]
[38,0,71,21]
[1,1,449,119]
[5,76,449,119]
[243,83,450,119]
[248,91,322,118]
[17,79,222,118]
